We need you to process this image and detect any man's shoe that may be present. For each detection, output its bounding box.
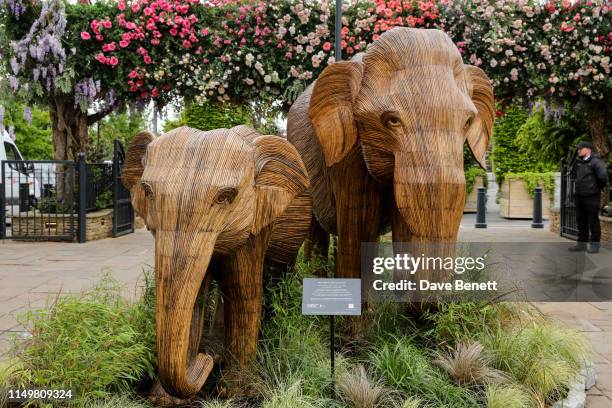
[587,243,600,254]
[568,242,587,252]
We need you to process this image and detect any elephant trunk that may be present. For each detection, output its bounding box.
[155,230,216,399]
[393,151,465,284]
[393,151,466,242]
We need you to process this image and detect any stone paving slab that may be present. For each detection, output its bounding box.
[1,219,611,405]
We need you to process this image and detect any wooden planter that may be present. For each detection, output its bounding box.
[499,178,551,219]
[463,175,485,213]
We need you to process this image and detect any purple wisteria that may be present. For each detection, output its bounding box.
[7,0,67,98]
[23,106,33,125]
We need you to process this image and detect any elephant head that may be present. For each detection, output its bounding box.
[122,126,309,398]
[309,28,494,242]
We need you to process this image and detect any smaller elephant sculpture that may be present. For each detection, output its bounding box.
[122,125,311,403]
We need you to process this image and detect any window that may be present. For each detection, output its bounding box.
[4,142,22,161]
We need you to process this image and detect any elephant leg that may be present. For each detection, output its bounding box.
[329,147,383,279]
[304,214,330,276]
[219,229,272,389]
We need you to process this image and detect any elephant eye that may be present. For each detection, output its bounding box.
[381,111,402,128]
[464,113,476,131]
[214,187,238,205]
[141,181,154,198]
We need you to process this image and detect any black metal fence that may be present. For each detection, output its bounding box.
[1,161,76,240]
[1,140,134,242]
[560,157,578,240]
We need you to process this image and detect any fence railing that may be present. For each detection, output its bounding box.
[1,140,133,242]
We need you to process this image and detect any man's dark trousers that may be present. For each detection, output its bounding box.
[575,193,601,242]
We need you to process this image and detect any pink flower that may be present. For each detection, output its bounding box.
[131,3,140,13]
[102,42,116,52]
[109,56,118,66]
[182,40,192,48]
[128,70,139,79]
[573,13,581,22]
[137,47,147,55]
[96,34,104,41]
[90,20,99,31]
[285,51,292,59]
[201,28,209,36]
[144,55,152,64]
[322,42,331,51]
[144,7,154,16]
[169,28,178,36]
[120,40,129,48]
[151,38,160,45]
[102,20,112,29]
[81,31,91,40]
[117,1,125,10]
[151,87,159,98]
[126,22,137,30]
[96,53,107,64]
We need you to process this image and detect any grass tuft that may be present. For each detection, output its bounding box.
[434,341,506,385]
[485,384,532,408]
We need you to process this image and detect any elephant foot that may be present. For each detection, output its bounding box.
[146,378,191,407]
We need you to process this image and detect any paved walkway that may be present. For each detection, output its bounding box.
[0,217,611,406]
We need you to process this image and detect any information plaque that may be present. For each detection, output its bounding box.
[301,278,361,316]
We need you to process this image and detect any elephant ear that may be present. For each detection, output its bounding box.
[122,131,155,218]
[122,131,155,189]
[308,61,364,167]
[251,135,309,235]
[464,65,494,169]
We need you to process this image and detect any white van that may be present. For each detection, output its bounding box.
[1,129,41,215]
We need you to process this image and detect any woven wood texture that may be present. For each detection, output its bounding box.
[122,125,310,401]
[287,27,494,280]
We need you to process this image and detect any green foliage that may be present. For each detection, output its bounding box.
[464,167,488,195]
[164,102,252,133]
[485,384,532,408]
[491,106,556,185]
[88,110,147,162]
[368,337,480,407]
[5,273,156,407]
[505,172,556,198]
[515,103,590,165]
[1,99,52,160]
[479,320,590,404]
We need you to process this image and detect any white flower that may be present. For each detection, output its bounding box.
[245,53,255,67]
[245,78,254,85]
[264,75,271,83]
[490,59,498,68]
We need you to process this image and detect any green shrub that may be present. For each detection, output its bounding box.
[261,380,332,408]
[464,167,488,195]
[491,106,556,185]
[6,273,156,407]
[504,171,555,198]
[164,101,252,132]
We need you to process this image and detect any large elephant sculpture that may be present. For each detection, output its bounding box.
[122,125,311,401]
[287,27,494,279]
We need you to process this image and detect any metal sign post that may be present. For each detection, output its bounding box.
[335,0,342,62]
[302,278,361,398]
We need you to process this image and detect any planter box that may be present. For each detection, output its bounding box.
[11,209,114,241]
[463,175,485,213]
[499,178,551,219]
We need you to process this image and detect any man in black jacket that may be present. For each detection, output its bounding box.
[569,141,608,253]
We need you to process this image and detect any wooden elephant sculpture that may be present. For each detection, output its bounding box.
[121,125,311,402]
[287,27,494,280]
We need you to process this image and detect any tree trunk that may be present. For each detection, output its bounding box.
[49,95,89,161]
[49,96,89,206]
[587,102,610,161]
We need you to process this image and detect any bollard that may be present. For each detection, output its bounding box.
[531,187,544,228]
[475,187,487,228]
